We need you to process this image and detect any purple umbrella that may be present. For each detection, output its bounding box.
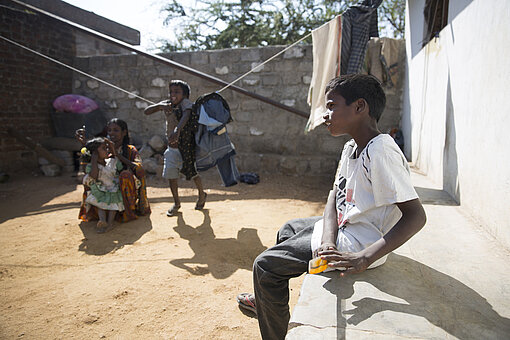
[53,94,99,114]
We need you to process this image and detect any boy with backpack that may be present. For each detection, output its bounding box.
[144,80,207,216]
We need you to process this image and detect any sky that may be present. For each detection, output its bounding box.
[63,0,171,51]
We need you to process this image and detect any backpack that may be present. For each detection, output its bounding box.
[193,92,233,135]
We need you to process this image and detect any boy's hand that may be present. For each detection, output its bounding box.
[313,242,337,258]
[168,131,179,148]
[159,100,172,111]
[319,249,370,275]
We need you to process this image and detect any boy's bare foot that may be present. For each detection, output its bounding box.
[195,192,207,210]
[96,221,108,234]
[166,204,181,217]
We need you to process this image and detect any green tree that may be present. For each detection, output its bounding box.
[159,0,404,52]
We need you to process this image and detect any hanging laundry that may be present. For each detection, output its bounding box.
[306,15,342,133]
[364,37,403,88]
[341,0,382,75]
[365,38,384,82]
[194,92,239,187]
[380,37,402,87]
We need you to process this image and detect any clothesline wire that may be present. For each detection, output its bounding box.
[1,31,315,109]
[0,34,157,105]
[217,32,312,93]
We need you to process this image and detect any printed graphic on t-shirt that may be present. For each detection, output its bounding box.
[336,175,349,226]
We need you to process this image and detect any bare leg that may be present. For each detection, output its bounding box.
[98,208,106,223]
[169,179,181,206]
[167,179,181,216]
[97,208,108,233]
[193,175,207,210]
[107,210,116,228]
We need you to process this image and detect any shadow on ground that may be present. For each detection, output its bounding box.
[323,253,510,339]
[78,216,153,255]
[169,209,267,279]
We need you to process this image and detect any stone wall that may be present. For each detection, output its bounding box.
[0,0,74,172]
[73,43,404,176]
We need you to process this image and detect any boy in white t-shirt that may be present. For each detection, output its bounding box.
[237,74,427,340]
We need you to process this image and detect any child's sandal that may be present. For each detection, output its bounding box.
[195,193,207,210]
[166,204,181,217]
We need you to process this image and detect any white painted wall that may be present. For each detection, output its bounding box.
[403,0,510,248]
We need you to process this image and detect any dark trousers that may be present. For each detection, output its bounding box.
[253,216,322,340]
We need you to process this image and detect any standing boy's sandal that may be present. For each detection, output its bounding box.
[195,192,207,210]
[236,292,257,315]
[166,204,181,217]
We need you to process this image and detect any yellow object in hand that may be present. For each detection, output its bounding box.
[308,257,328,274]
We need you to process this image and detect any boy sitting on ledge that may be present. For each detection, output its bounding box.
[237,74,427,340]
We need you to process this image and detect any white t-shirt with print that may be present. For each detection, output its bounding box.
[311,134,418,268]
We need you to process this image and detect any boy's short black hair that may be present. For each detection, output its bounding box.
[169,80,190,98]
[325,74,386,122]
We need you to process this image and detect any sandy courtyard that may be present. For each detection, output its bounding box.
[0,169,332,339]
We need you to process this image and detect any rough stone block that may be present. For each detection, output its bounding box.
[154,153,164,165]
[137,56,154,67]
[142,157,159,174]
[249,126,265,136]
[128,90,140,99]
[283,46,304,59]
[144,88,163,98]
[139,144,155,159]
[86,80,99,89]
[38,157,50,165]
[242,78,259,86]
[119,55,137,67]
[280,157,297,175]
[235,111,252,122]
[260,154,280,172]
[152,78,166,87]
[240,48,260,61]
[296,159,310,175]
[191,53,208,65]
[165,52,190,65]
[135,101,148,110]
[215,66,229,75]
[262,74,279,86]
[251,62,264,73]
[40,164,61,177]
[281,99,296,107]
[156,65,175,77]
[241,100,260,111]
[104,100,118,109]
[62,165,75,173]
[149,135,166,153]
[242,153,262,171]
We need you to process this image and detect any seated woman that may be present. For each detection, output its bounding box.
[77,118,151,222]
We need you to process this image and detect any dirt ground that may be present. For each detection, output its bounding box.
[0,168,332,339]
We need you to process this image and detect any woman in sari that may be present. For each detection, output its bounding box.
[77,118,151,223]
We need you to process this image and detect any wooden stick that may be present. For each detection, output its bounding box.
[7,128,66,167]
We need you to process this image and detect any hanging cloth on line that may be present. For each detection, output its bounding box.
[340,0,382,75]
[306,15,342,133]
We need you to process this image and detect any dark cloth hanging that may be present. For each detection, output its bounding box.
[341,0,382,75]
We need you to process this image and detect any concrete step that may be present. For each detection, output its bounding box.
[286,170,510,339]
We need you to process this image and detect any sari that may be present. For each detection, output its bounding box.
[79,145,151,222]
